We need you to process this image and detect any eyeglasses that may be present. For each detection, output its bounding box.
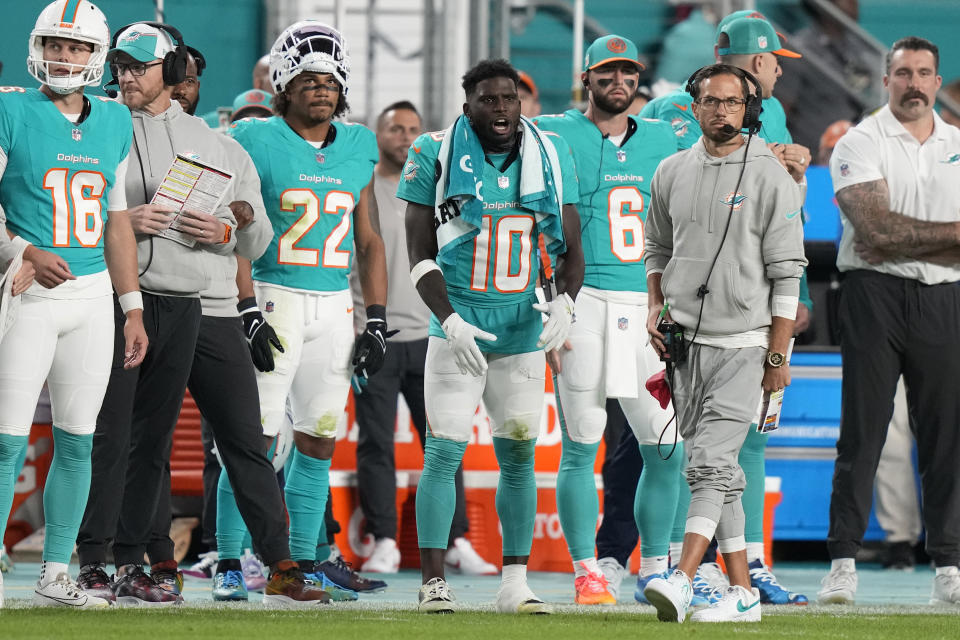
[109,60,163,78]
[696,96,747,112]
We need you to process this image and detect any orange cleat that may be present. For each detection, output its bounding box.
[574,571,616,605]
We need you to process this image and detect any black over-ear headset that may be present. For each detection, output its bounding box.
[110,22,189,86]
[685,64,763,134]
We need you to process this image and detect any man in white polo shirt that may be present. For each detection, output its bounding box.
[819,36,960,606]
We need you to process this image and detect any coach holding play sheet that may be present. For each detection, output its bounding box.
[819,36,960,607]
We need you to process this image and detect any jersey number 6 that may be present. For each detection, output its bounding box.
[608,185,645,262]
[277,188,354,267]
[43,168,106,248]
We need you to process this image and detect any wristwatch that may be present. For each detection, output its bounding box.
[766,351,786,368]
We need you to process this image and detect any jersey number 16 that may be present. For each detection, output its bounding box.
[43,168,106,248]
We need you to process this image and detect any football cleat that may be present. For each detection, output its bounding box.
[597,557,625,602]
[212,570,248,602]
[362,537,401,574]
[574,571,616,605]
[817,566,857,605]
[150,560,183,597]
[241,552,267,592]
[314,556,387,593]
[33,572,109,609]
[644,569,692,623]
[183,550,218,579]
[496,580,552,614]
[689,585,761,623]
[634,571,667,604]
[113,565,181,607]
[263,564,330,608]
[303,567,358,601]
[77,562,116,603]
[418,577,456,613]
[691,563,726,606]
[444,537,498,576]
[748,559,808,605]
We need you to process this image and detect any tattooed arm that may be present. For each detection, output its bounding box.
[838,179,960,262]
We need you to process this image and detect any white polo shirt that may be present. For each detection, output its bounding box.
[830,104,960,284]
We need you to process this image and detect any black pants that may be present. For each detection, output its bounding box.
[149,315,291,566]
[354,338,467,543]
[829,270,960,566]
[595,400,642,565]
[78,294,201,568]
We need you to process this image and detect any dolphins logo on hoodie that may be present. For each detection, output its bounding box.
[720,191,747,210]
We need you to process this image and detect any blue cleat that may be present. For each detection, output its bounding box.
[212,570,248,601]
[304,565,360,601]
[748,559,809,605]
[690,563,726,607]
[634,571,665,604]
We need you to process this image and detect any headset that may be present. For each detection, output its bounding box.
[684,64,763,134]
[109,21,189,86]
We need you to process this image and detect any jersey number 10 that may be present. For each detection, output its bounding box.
[470,214,535,293]
[43,168,106,248]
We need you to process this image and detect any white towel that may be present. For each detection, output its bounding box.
[0,244,27,342]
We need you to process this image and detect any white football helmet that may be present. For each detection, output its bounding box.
[27,0,110,94]
[269,20,350,95]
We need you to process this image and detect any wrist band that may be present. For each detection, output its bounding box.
[410,259,441,287]
[118,291,144,314]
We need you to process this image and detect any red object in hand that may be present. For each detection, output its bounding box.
[645,370,671,409]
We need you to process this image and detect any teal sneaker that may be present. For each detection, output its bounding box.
[212,570,248,601]
[304,567,359,601]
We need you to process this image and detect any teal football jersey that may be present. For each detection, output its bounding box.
[534,110,677,291]
[396,128,578,353]
[230,117,377,292]
[640,89,793,149]
[0,88,132,277]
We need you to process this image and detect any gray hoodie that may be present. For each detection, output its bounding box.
[645,136,807,337]
[197,134,273,317]
[127,100,237,297]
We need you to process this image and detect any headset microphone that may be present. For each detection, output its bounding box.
[720,124,737,135]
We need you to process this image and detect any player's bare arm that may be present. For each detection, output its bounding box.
[839,179,960,256]
[553,203,585,301]
[104,211,148,368]
[353,180,387,307]
[405,200,454,322]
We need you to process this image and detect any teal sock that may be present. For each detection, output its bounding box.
[216,468,247,561]
[416,434,467,549]
[672,460,691,545]
[285,448,332,562]
[242,532,253,552]
[43,430,92,564]
[637,442,685,558]
[12,438,28,482]
[556,429,600,560]
[0,434,30,542]
[316,518,329,562]
[739,427,769,544]
[493,437,537,557]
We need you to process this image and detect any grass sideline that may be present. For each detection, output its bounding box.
[1,608,959,639]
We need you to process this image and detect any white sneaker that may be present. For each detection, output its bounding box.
[817,567,857,604]
[445,537,498,575]
[930,568,960,605]
[690,585,761,623]
[496,579,552,614]
[418,577,456,613]
[597,557,625,601]
[644,569,693,623]
[33,572,110,609]
[0,544,13,573]
[362,538,401,573]
[182,550,218,579]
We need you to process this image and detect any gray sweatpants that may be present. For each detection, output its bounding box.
[671,343,765,547]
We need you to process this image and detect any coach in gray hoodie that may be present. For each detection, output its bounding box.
[641,64,806,623]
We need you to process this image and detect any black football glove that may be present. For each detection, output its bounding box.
[351,305,398,378]
[238,296,284,372]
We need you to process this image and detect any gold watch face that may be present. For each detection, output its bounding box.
[767,352,785,367]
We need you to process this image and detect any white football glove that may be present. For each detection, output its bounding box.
[532,292,575,352]
[441,312,497,377]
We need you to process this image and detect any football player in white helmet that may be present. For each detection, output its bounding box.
[0,0,146,609]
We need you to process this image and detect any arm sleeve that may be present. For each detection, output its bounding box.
[644,166,673,275]
[107,153,129,212]
[395,134,439,206]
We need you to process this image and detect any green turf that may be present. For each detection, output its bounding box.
[1,608,959,640]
